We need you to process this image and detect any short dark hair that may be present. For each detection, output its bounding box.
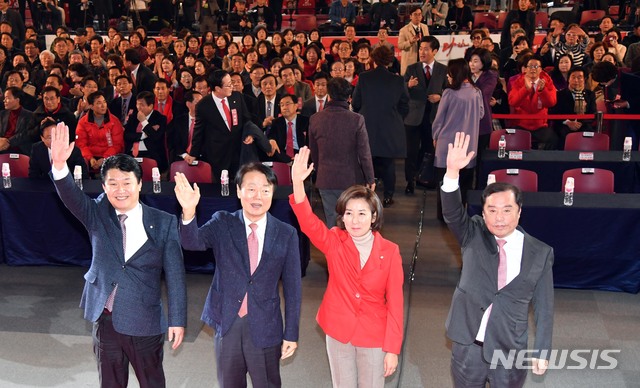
[101,154,143,184]
[5,70,24,81]
[185,91,202,103]
[46,73,64,86]
[313,71,329,83]
[124,48,141,65]
[39,117,57,136]
[260,73,277,85]
[115,74,132,84]
[136,91,155,106]
[42,86,61,98]
[81,76,98,86]
[327,77,352,101]
[87,91,105,105]
[421,36,440,51]
[370,45,394,67]
[89,35,103,44]
[235,162,278,187]
[194,75,209,86]
[481,182,523,210]
[591,61,618,83]
[470,48,492,72]
[5,86,24,103]
[335,185,384,231]
[567,66,586,80]
[279,93,296,104]
[209,70,229,90]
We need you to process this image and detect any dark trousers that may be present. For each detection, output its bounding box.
[215,316,282,388]
[93,313,166,388]
[405,108,434,183]
[516,126,559,150]
[451,342,527,388]
[373,157,396,199]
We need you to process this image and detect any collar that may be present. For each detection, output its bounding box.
[116,203,142,219]
[243,212,268,230]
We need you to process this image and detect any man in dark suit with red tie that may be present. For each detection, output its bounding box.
[267,94,309,163]
[124,48,157,95]
[175,162,301,388]
[190,70,273,180]
[124,91,169,173]
[301,72,329,118]
[168,91,202,163]
[109,75,137,128]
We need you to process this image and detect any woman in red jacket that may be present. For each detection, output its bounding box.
[290,147,404,388]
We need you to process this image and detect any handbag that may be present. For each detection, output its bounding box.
[417,152,436,187]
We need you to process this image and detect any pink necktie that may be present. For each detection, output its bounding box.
[286,121,295,158]
[318,99,324,111]
[484,239,507,321]
[221,98,232,130]
[497,239,507,289]
[105,214,127,312]
[187,117,195,154]
[238,223,259,317]
[132,122,143,157]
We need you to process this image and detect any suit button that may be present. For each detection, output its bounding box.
[355,293,360,299]
[122,265,126,269]
[249,280,253,285]
[111,282,116,286]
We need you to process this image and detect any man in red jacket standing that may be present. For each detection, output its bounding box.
[508,56,559,149]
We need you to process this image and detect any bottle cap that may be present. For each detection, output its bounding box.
[74,165,83,176]
[2,163,9,173]
[565,177,574,189]
[487,174,496,185]
[624,137,632,145]
[152,167,160,178]
[221,170,229,179]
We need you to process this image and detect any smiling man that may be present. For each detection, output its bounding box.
[441,132,554,388]
[49,123,187,388]
[175,162,302,388]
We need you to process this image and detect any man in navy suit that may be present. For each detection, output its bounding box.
[175,162,302,388]
[267,93,309,163]
[442,133,553,388]
[50,123,187,388]
[123,91,169,173]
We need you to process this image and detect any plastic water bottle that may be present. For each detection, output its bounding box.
[564,177,574,207]
[2,163,11,189]
[623,137,632,162]
[73,165,83,190]
[498,135,506,159]
[220,170,230,197]
[152,167,161,194]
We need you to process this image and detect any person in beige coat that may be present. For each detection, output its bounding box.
[398,6,429,75]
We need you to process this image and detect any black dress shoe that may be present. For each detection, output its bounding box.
[405,182,415,195]
[383,197,394,208]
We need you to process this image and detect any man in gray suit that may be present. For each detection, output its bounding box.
[441,133,554,388]
[50,123,187,388]
[403,36,448,193]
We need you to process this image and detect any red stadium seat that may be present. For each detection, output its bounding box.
[564,132,610,151]
[135,157,159,182]
[297,0,316,14]
[0,153,30,178]
[489,169,538,192]
[489,129,532,151]
[562,168,614,194]
[269,162,292,186]
[497,11,508,29]
[169,160,213,183]
[295,15,317,32]
[535,11,549,29]
[473,12,498,29]
[579,10,606,26]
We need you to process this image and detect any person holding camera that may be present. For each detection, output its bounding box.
[445,0,473,32]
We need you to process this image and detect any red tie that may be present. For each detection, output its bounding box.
[485,239,508,320]
[318,99,324,111]
[132,122,143,157]
[130,72,136,86]
[286,121,295,158]
[238,223,259,317]
[187,117,195,154]
[221,98,232,130]
[425,64,431,80]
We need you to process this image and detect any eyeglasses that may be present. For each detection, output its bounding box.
[526,65,541,69]
[472,36,482,40]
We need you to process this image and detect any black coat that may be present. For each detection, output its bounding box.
[124,110,169,172]
[29,141,87,179]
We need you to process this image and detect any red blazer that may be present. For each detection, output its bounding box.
[507,71,557,131]
[290,195,404,354]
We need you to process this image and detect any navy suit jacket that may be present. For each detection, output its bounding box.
[29,141,87,179]
[180,210,302,348]
[124,110,169,172]
[52,173,187,337]
[267,114,309,163]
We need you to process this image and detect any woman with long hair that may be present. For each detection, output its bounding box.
[468,48,498,153]
[548,53,573,91]
[432,58,484,219]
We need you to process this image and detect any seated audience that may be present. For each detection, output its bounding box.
[29,117,87,179]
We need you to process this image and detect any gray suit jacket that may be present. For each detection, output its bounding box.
[52,173,187,337]
[441,188,554,362]
[403,60,448,126]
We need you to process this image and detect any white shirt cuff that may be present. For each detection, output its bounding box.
[441,176,459,193]
[181,216,195,225]
[51,163,70,180]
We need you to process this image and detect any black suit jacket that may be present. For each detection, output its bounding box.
[301,97,319,118]
[109,94,138,127]
[267,114,309,163]
[167,112,194,162]
[0,108,36,155]
[124,110,169,172]
[32,104,78,141]
[29,141,87,179]
[2,10,25,46]
[551,88,597,141]
[102,85,118,105]
[254,94,281,129]
[133,64,158,94]
[191,91,254,179]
